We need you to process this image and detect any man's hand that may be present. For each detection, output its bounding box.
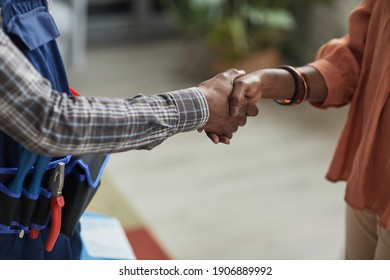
[198,69,259,144]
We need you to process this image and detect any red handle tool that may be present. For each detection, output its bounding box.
[35,85,78,241]
[45,162,65,252]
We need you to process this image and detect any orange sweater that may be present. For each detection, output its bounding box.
[310,0,390,229]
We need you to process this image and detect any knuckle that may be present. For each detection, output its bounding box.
[221,71,230,79]
[225,68,241,78]
[234,79,247,87]
[229,68,240,75]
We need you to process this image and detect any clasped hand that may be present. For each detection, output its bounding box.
[198,68,260,144]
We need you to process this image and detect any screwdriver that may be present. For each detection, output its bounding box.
[28,156,51,239]
[8,148,38,194]
[28,156,51,195]
[8,148,38,238]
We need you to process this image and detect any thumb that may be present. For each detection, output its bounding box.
[245,99,259,117]
[230,81,248,116]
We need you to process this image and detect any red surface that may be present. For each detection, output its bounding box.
[125,227,171,260]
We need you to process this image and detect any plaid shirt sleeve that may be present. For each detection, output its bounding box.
[0,30,209,156]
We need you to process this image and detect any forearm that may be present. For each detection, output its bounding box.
[257,66,328,103]
[297,66,328,103]
[0,86,208,156]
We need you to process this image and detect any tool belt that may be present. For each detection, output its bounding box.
[0,154,109,236]
[0,0,111,250]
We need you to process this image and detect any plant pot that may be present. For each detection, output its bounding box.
[210,47,282,75]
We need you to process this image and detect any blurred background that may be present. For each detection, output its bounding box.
[50,0,360,259]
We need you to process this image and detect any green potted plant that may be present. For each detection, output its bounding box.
[160,0,334,73]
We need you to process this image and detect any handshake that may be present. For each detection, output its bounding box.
[198,68,262,144]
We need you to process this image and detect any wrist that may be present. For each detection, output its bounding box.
[257,66,327,103]
[274,65,308,106]
[258,69,295,100]
[170,87,209,132]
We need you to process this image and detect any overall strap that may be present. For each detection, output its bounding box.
[0,0,70,166]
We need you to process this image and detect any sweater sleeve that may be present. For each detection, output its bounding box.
[309,0,373,108]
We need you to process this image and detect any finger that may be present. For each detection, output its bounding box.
[245,99,259,117]
[207,133,231,145]
[237,98,259,117]
[206,132,220,144]
[238,117,247,127]
[224,132,233,140]
[219,136,231,145]
[230,80,248,117]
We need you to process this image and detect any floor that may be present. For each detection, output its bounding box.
[67,39,349,260]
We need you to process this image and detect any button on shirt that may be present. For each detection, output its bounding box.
[0,29,209,157]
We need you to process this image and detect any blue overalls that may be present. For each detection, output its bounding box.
[0,0,109,259]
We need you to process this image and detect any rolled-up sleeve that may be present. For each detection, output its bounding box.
[309,0,373,108]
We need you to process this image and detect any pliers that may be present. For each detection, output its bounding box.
[45,162,65,252]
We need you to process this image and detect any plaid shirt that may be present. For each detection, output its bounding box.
[0,30,209,156]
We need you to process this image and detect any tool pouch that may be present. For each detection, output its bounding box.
[61,154,110,236]
[0,157,68,233]
[0,184,20,230]
[0,155,109,236]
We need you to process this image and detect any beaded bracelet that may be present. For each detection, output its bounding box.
[275,65,308,106]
